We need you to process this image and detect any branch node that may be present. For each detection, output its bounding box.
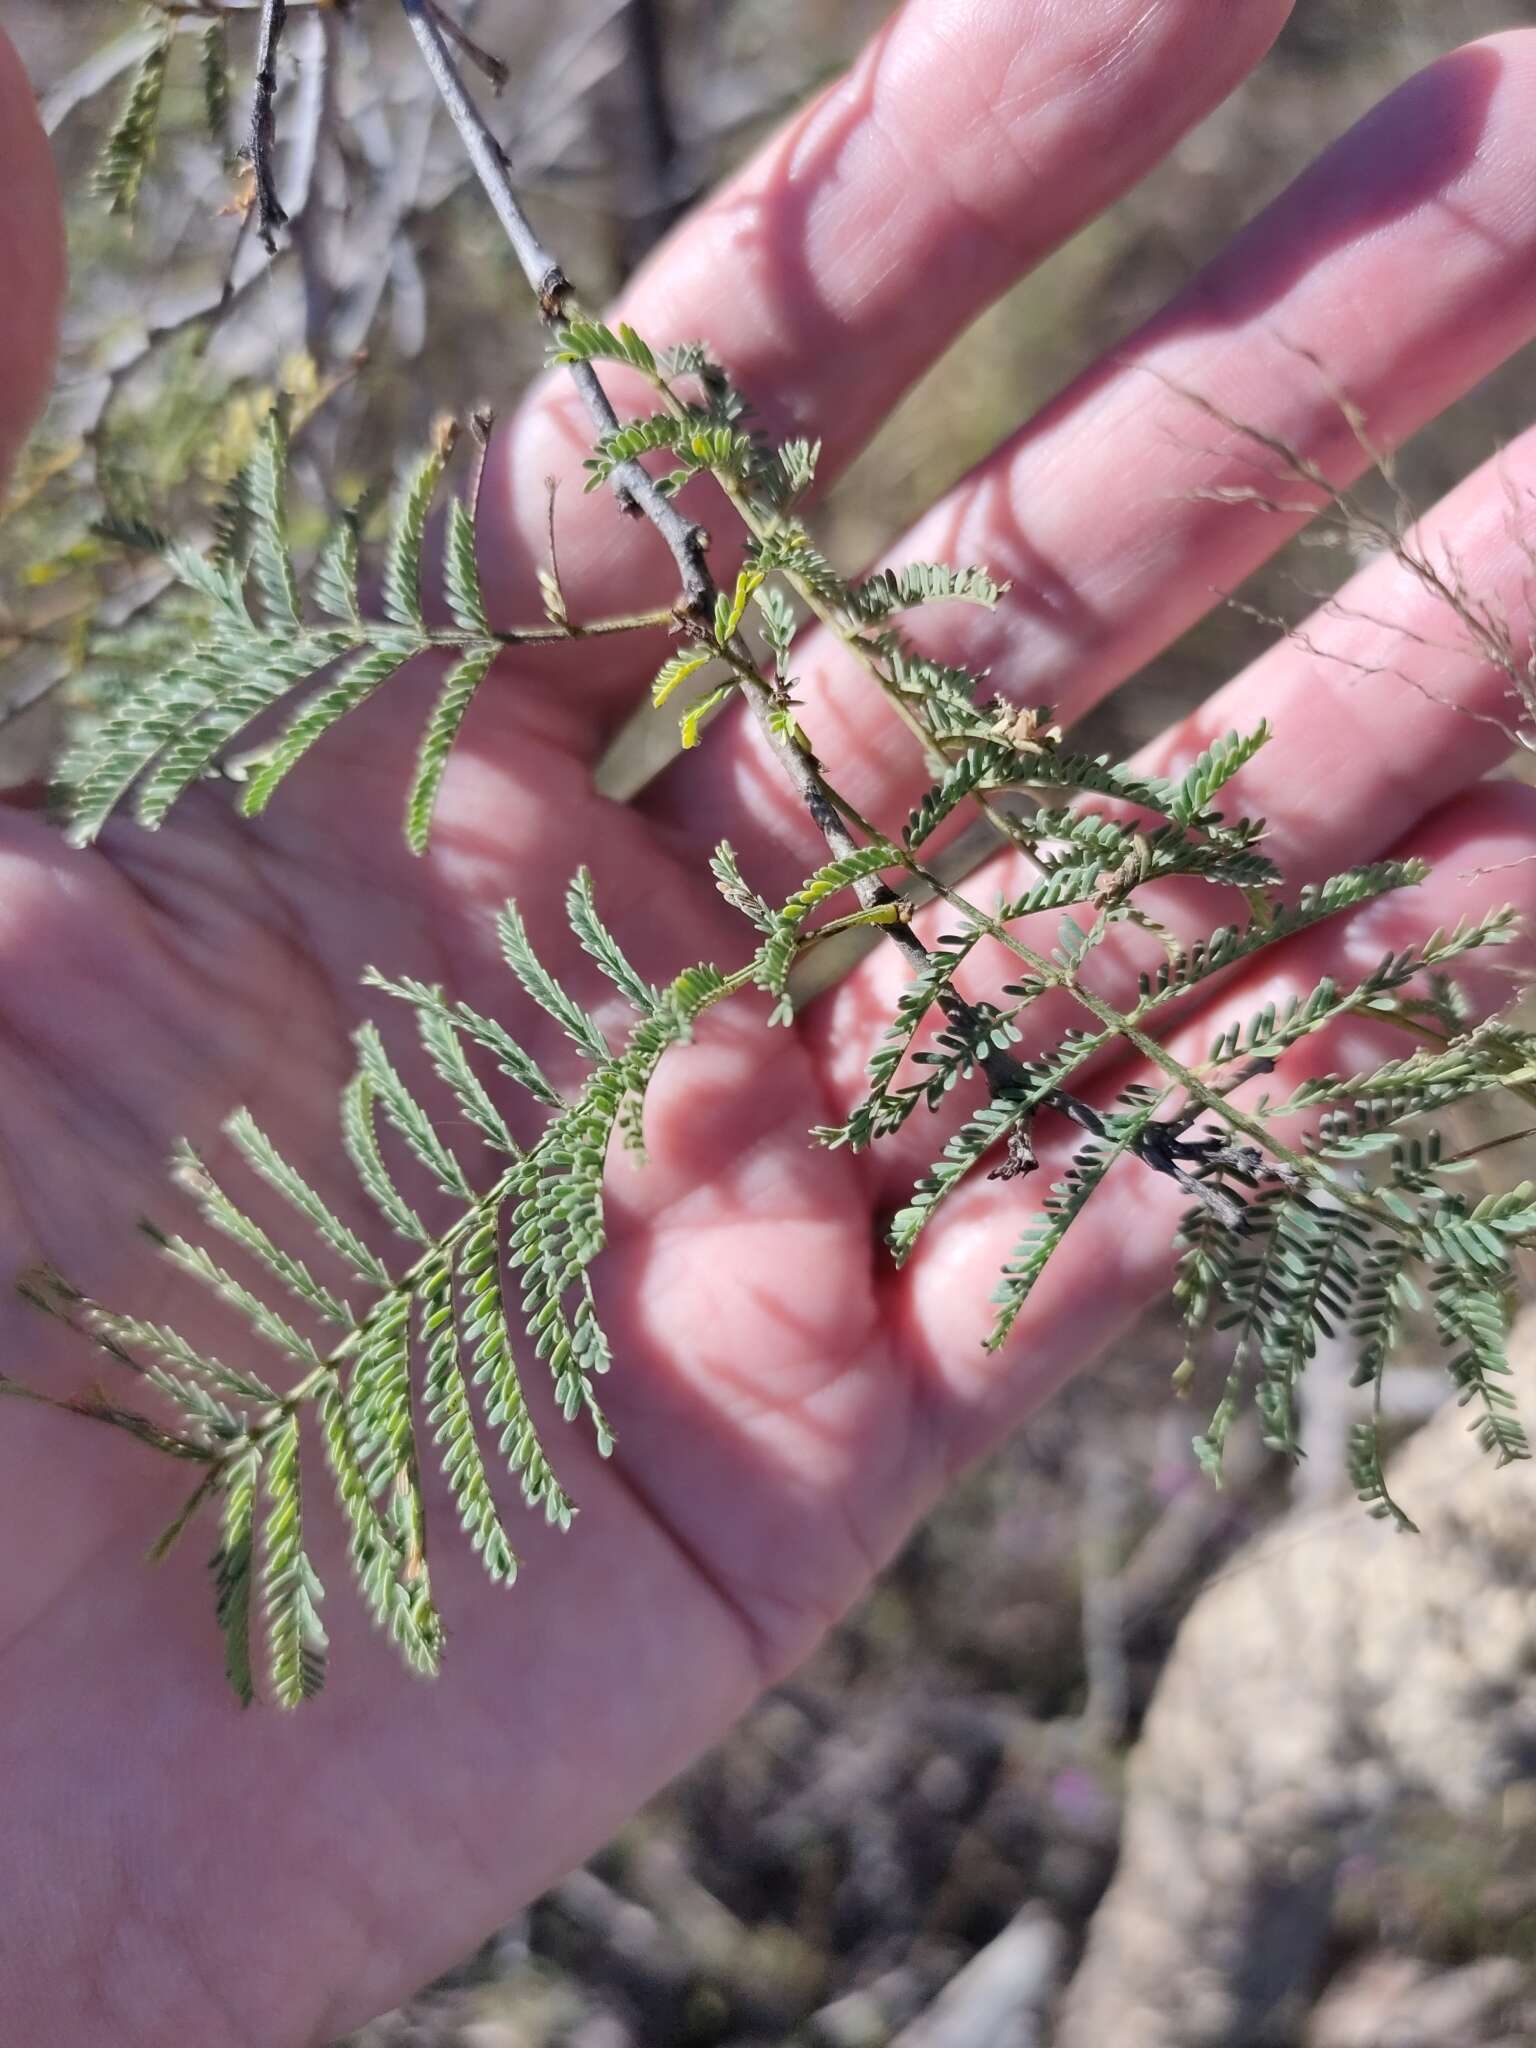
[537,266,571,322]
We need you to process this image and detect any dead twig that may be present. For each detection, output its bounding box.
[249,0,290,250]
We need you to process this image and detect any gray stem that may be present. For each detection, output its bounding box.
[395,0,1246,1226]
[398,0,712,615]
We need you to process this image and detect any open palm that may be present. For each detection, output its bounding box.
[9,6,1536,2043]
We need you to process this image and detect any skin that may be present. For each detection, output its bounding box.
[4,3,1536,2040]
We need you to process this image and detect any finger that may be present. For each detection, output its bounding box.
[899,779,1536,1472]
[0,27,64,487]
[647,31,1536,883]
[809,420,1536,1194]
[475,0,1292,674]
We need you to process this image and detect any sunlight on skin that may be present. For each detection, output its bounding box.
[807,424,1536,1190]
[644,33,1536,892]
[481,0,1296,708]
[4,6,1536,2044]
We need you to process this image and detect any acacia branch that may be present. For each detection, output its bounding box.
[397,0,1254,1229]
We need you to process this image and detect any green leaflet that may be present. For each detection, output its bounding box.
[419,1254,518,1584]
[212,1448,260,1708]
[1207,907,1518,1068]
[94,30,172,216]
[709,842,775,934]
[27,874,734,1703]
[845,561,1005,623]
[414,1002,519,1156]
[224,1111,390,1289]
[566,868,660,1014]
[1347,1416,1418,1534]
[1166,723,1271,826]
[887,1098,1033,1262]
[443,499,490,637]
[986,1092,1168,1353]
[201,21,232,149]
[462,1212,572,1526]
[243,411,303,633]
[549,318,657,375]
[753,843,904,1021]
[497,901,612,1060]
[260,1416,328,1707]
[904,743,1017,849]
[341,1072,431,1248]
[174,1141,354,1329]
[1252,1198,1373,1456]
[240,644,417,816]
[405,646,500,854]
[362,968,562,1111]
[383,445,448,632]
[584,410,688,489]
[818,931,988,1150]
[1137,861,1427,1009]
[58,420,504,853]
[1432,1251,1528,1465]
[149,1232,325,1371]
[652,649,714,708]
[354,1023,474,1201]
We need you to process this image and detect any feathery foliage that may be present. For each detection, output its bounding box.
[20,872,752,1703]
[57,413,575,854]
[19,30,1536,1704]
[91,8,246,219]
[94,28,174,217]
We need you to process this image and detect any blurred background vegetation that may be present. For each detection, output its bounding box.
[10,4,1536,2043]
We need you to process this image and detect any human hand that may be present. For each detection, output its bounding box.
[6,5,1536,2042]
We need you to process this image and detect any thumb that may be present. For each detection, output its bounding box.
[0,27,64,490]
